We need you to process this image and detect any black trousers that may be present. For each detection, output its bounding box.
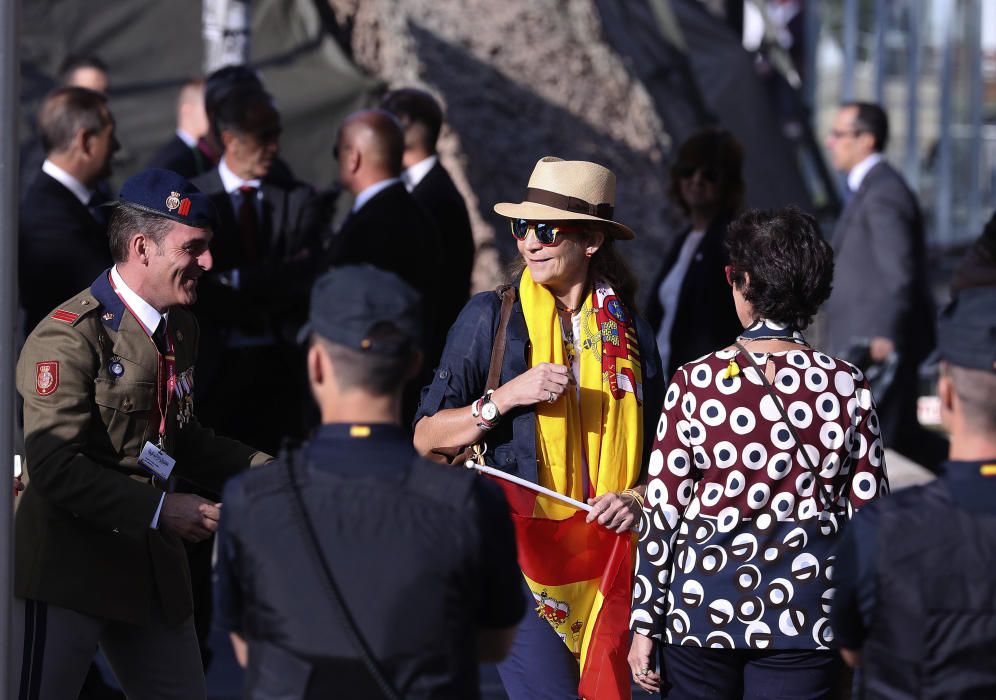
[659,646,844,700]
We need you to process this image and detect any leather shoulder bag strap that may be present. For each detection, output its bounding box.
[284,451,401,700]
[733,342,834,512]
[485,284,517,391]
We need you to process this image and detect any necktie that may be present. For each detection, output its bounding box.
[238,185,260,264]
[152,318,168,355]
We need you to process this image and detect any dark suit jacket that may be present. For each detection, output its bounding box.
[410,161,474,339]
[191,167,324,337]
[147,134,206,180]
[323,181,444,344]
[19,171,112,334]
[15,273,268,625]
[644,218,742,379]
[824,160,934,362]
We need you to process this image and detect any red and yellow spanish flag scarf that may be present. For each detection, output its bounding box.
[503,268,643,699]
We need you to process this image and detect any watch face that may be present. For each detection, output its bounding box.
[481,402,498,421]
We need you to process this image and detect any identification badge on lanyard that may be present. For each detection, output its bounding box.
[138,440,176,481]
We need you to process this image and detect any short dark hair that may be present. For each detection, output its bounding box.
[107,203,175,263]
[58,55,108,84]
[842,101,889,152]
[204,65,265,142]
[725,206,834,330]
[37,86,110,155]
[214,86,277,138]
[946,364,996,433]
[380,88,444,152]
[667,128,745,219]
[316,327,418,395]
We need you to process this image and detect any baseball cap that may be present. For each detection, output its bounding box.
[299,265,422,355]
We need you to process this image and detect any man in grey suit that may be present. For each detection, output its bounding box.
[823,101,946,471]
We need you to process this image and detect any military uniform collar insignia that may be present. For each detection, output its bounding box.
[89,269,126,332]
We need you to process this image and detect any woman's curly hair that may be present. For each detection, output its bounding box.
[725,206,834,330]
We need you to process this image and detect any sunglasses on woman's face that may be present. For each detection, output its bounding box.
[510,219,584,247]
[677,165,720,184]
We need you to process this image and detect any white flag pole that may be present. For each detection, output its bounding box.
[464,461,593,513]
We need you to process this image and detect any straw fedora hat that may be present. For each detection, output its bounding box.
[494,156,635,239]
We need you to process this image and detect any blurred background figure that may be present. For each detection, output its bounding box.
[644,128,744,380]
[323,108,443,424]
[192,85,322,454]
[58,54,109,94]
[822,102,946,473]
[831,287,996,697]
[147,78,212,179]
[19,86,118,333]
[381,87,475,350]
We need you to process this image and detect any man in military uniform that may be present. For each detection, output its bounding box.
[214,266,524,699]
[12,169,271,700]
[831,286,996,697]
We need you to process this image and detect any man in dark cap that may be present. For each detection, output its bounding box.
[831,286,996,698]
[214,265,524,699]
[11,169,271,700]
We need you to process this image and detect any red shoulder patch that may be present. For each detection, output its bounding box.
[36,362,59,396]
[51,309,79,324]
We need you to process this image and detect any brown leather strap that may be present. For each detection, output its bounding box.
[524,187,614,220]
[733,342,833,510]
[485,284,516,391]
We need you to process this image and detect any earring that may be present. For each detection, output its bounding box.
[585,250,593,258]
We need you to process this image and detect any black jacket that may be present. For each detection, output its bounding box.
[410,162,474,339]
[147,134,206,180]
[644,217,742,379]
[19,171,112,334]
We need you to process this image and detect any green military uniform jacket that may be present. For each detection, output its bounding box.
[16,270,270,626]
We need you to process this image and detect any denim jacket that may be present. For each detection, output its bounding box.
[414,288,666,485]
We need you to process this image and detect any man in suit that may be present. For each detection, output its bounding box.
[11,169,270,700]
[19,86,119,333]
[147,79,211,179]
[191,86,322,452]
[323,109,444,422]
[381,88,475,339]
[823,101,945,470]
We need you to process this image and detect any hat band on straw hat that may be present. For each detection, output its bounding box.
[524,187,614,220]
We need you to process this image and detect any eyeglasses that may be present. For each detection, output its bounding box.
[509,219,584,246]
[676,165,720,184]
[827,129,865,140]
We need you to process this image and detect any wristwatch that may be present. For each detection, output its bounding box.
[477,390,501,430]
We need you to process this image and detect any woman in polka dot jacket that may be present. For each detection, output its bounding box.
[628,207,889,698]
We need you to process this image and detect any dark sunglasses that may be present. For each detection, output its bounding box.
[677,165,720,184]
[509,219,584,246]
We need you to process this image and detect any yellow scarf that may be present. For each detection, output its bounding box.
[519,268,643,518]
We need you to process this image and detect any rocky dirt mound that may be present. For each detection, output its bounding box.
[330,0,680,297]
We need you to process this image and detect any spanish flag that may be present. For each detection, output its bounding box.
[486,470,633,700]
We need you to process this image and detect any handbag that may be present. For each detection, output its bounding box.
[428,284,517,465]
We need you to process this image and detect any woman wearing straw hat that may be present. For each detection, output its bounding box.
[414,156,665,698]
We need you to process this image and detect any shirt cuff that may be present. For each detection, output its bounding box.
[150,492,166,528]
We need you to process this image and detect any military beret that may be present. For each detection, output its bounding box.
[937,287,996,373]
[116,168,218,229]
[299,265,422,356]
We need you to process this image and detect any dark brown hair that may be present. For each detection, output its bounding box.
[667,128,745,220]
[37,86,110,155]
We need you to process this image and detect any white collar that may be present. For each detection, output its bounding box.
[352,177,401,213]
[42,159,92,206]
[847,153,883,192]
[176,129,198,149]
[110,265,166,335]
[219,156,262,193]
[401,155,437,192]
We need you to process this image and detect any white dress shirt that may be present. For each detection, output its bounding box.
[42,159,92,206]
[176,129,198,149]
[110,265,170,528]
[401,155,438,192]
[352,177,402,213]
[847,153,883,193]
